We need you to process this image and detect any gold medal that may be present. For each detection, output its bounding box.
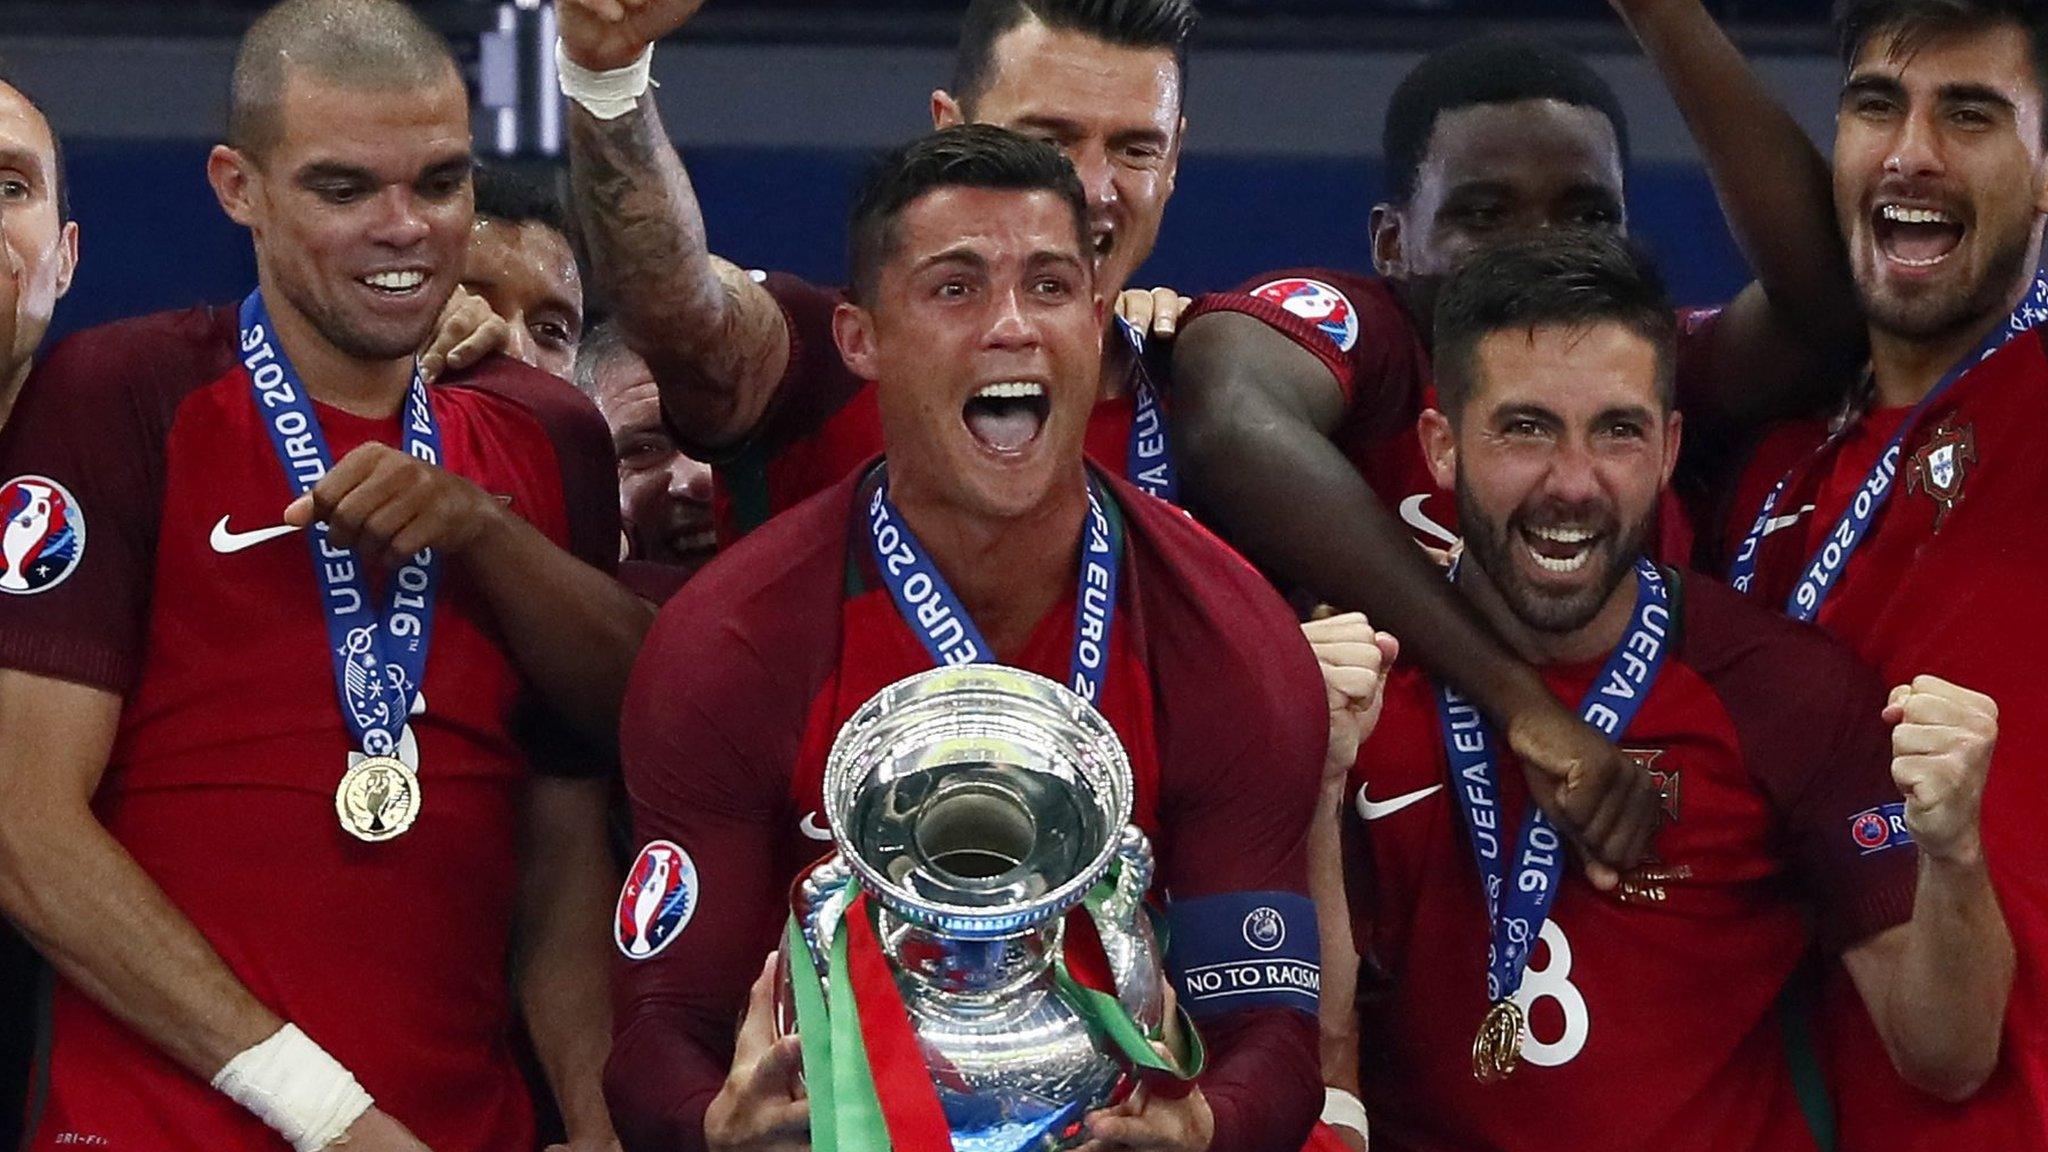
[335,754,421,842]
[1472,999,1525,1083]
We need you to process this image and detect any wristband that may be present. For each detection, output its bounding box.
[556,40,656,121]
[1321,1087,1369,1140]
[211,1024,375,1152]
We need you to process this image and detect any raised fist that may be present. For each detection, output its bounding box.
[559,0,714,73]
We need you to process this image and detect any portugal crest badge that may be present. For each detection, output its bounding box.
[1907,419,1976,533]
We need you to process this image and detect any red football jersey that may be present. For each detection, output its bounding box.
[698,273,1169,543]
[0,306,618,1152]
[1182,268,1720,564]
[1713,330,2048,1150]
[607,467,1327,1152]
[1341,574,1915,1152]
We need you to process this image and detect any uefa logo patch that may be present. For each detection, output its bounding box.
[1849,802,1911,856]
[0,475,84,595]
[1242,906,1286,953]
[616,840,699,960]
[1251,278,1360,353]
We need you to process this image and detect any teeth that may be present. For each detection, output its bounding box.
[1880,205,1955,225]
[1529,526,1595,544]
[363,270,426,291]
[974,381,1045,400]
[1530,547,1593,574]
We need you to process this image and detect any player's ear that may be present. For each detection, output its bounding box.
[932,90,965,130]
[207,144,261,228]
[1660,407,1684,489]
[51,219,77,300]
[833,300,881,382]
[1418,407,1457,491]
[1370,203,1407,279]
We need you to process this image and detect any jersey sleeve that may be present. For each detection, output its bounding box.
[1180,269,1408,416]
[1140,509,1328,1152]
[672,271,868,466]
[0,315,214,691]
[605,529,837,1152]
[1703,589,1919,953]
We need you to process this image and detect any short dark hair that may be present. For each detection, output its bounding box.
[1432,231,1676,418]
[228,0,459,159]
[845,124,1091,307]
[1384,37,1630,204]
[1836,0,2048,134]
[475,163,572,240]
[951,0,1197,113]
[0,72,66,223]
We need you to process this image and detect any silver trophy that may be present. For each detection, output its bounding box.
[782,664,1172,1151]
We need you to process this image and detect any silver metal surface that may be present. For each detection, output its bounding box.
[786,665,1170,1152]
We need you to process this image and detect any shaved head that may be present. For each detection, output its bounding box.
[229,0,459,160]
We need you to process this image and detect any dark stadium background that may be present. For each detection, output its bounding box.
[0,0,1848,341]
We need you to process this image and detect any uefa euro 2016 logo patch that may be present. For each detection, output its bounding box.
[616,840,698,960]
[0,475,84,596]
[1251,277,1360,353]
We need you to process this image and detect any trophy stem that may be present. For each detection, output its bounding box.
[878,906,1062,999]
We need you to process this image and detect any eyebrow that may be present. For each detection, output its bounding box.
[1844,73,2018,114]
[0,146,43,178]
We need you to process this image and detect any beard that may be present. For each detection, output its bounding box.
[1863,214,2039,343]
[1456,471,1649,637]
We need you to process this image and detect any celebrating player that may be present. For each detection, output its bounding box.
[1711,0,2048,1145]
[421,164,589,385]
[574,321,717,578]
[557,0,1190,543]
[1172,12,1867,892]
[1323,230,2009,1152]
[0,2,644,1149]
[609,126,1327,1152]
[0,69,76,1151]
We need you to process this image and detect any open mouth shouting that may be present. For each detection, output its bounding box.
[1518,521,1605,578]
[962,380,1051,455]
[1873,201,1966,271]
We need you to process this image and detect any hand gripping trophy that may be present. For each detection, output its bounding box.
[780,664,1200,1151]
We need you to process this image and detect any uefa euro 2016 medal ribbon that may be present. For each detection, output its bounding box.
[864,466,1124,704]
[1116,316,1178,505]
[1726,263,2048,621]
[1434,558,1673,1082]
[240,290,442,843]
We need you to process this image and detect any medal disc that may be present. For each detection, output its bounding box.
[336,754,421,842]
[1472,999,1525,1083]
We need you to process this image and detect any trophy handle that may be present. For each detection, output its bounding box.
[1089,826,1167,1035]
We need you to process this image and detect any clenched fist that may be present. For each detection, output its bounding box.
[1302,610,1398,790]
[559,0,713,72]
[1886,675,1998,867]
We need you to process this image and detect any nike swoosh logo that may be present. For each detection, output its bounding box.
[1761,505,1817,537]
[799,812,832,841]
[209,516,301,555]
[1357,783,1444,821]
[1399,494,1460,548]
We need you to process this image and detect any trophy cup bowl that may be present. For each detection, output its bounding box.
[782,664,1170,1152]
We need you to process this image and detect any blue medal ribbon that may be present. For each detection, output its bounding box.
[1434,558,1673,1006]
[1117,317,1179,504]
[240,290,441,759]
[1727,265,2048,620]
[864,469,1122,704]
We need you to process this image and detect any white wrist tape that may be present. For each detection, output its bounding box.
[556,40,656,121]
[211,1025,375,1152]
[1321,1087,1370,1140]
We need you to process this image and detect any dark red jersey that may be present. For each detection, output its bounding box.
[0,306,618,1152]
[609,466,1326,1152]
[1712,330,2048,1150]
[1340,573,1916,1152]
[699,273,1171,543]
[1182,269,1720,564]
